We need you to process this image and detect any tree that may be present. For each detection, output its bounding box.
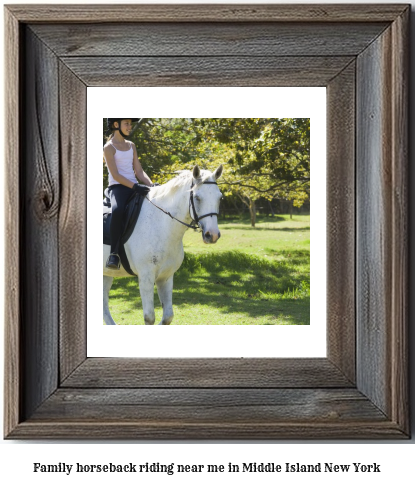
[189,118,310,226]
[102,118,310,226]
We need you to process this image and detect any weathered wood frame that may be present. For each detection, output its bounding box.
[4,4,409,439]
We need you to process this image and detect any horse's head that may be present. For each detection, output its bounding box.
[191,164,223,244]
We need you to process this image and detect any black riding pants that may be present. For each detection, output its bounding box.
[109,184,134,255]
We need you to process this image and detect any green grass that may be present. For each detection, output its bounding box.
[108,214,310,325]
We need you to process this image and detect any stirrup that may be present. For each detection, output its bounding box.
[106,253,121,270]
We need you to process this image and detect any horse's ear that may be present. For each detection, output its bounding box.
[213,164,223,181]
[193,165,201,180]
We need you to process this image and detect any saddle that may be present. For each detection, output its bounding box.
[103,188,145,276]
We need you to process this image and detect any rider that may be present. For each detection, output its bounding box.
[104,118,152,270]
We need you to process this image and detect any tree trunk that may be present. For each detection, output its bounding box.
[289,200,293,220]
[237,193,257,227]
[249,200,256,227]
[232,198,243,216]
[269,200,275,217]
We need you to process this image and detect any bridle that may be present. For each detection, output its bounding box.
[145,180,220,231]
[189,181,219,226]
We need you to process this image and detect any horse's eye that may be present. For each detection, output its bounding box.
[195,195,201,202]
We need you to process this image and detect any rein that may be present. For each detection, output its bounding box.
[145,180,219,231]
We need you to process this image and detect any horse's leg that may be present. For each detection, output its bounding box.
[139,276,156,325]
[156,276,174,325]
[103,275,116,325]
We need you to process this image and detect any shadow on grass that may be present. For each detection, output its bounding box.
[220,225,310,232]
[220,215,309,225]
[220,214,286,222]
[110,250,310,324]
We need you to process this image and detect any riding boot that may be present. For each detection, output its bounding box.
[108,185,132,271]
[106,253,121,269]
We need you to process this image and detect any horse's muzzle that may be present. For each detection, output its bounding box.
[203,230,221,244]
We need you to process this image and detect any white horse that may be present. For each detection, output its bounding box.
[103,164,223,325]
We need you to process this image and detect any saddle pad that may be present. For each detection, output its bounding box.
[103,193,145,276]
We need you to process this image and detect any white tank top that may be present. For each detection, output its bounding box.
[106,142,137,187]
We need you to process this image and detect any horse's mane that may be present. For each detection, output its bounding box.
[150,169,215,201]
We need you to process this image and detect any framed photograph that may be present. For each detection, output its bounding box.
[4,4,409,439]
[90,90,325,358]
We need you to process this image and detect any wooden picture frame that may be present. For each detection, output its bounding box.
[4,4,409,439]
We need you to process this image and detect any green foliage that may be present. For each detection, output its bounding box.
[102,118,310,220]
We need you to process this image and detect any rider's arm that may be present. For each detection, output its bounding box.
[104,145,135,188]
[132,143,152,186]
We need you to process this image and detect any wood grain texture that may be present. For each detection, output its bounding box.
[61,56,354,87]
[357,30,391,417]
[6,4,409,23]
[32,388,386,423]
[31,22,388,57]
[7,421,407,440]
[58,63,87,381]
[326,62,356,383]
[356,13,408,430]
[62,358,353,388]
[4,6,21,438]
[3,5,410,440]
[389,8,409,433]
[21,28,60,420]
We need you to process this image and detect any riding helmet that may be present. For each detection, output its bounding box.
[106,118,142,138]
[107,118,139,127]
